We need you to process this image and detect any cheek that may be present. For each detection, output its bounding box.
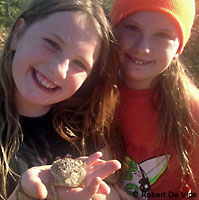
[11,50,32,82]
[117,33,136,54]
[156,53,176,74]
[159,40,179,57]
[12,52,23,80]
[117,34,128,50]
[67,72,88,91]
[165,47,178,64]
[76,72,88,86]
[116,29,128,47]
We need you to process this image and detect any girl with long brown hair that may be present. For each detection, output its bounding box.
[0,0,121,199]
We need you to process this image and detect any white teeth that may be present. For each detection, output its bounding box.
[134,60,148,65]
[35,71,56,89]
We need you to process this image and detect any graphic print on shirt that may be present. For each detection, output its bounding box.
[122,154,171,198]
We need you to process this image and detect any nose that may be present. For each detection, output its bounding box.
[134,34,150,55]
[48,59,69,80]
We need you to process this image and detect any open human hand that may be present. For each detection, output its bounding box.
[16,152,121,200]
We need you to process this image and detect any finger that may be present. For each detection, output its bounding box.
[97,180,111,195]
[86,160,121,181]
[92,161,107,171]
[85,160,106,173]
[85,151,103,166]
[80,177,102,199]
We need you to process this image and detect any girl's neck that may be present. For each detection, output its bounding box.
[118,70,157,90]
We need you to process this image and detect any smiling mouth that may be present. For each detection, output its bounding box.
[127,54,153,65]
[33,69,59,90]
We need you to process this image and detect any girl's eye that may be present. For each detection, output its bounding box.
[44,38,60,50]
[73,60,87,71]
[125,25,139,32]
[155,32,170,39]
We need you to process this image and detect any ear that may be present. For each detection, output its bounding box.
[10,18,26,50]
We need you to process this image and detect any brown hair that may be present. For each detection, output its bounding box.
[0,0,119,198]
[155,58,199,186]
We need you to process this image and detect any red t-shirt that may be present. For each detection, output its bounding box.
[116,83,199,200]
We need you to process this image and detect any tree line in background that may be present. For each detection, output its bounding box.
[0,0,199,80]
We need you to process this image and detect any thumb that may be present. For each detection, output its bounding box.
[22,167,48,199]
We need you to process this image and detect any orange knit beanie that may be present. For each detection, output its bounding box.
[110,0,195,54]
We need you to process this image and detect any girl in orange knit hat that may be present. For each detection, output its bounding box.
[107,0,199,199]
[0,0,121,199]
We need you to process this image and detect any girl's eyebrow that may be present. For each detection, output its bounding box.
[49,33,66,45]
[123,18,139,26]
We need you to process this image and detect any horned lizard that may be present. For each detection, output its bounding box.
[50,157,87,199]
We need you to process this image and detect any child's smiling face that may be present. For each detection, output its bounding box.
[11,11,101,116]
[116,11,180,89]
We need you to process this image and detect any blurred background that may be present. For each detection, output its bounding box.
[0,0,198,82]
